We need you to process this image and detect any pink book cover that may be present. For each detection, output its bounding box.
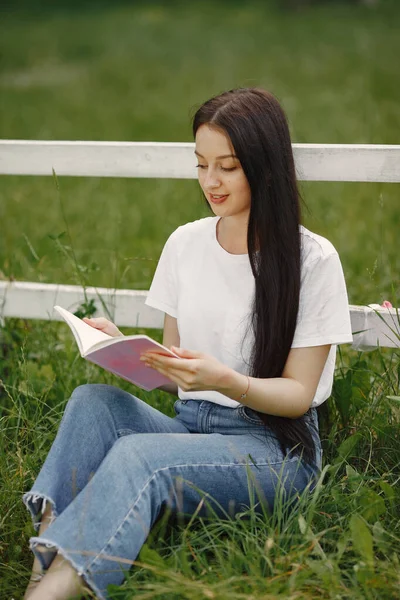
[54,305,179,391]
[86,338,177,391]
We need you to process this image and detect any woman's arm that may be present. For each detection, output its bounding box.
[142,343,331,418]
[156,314,180,396]
[218,345,331,418]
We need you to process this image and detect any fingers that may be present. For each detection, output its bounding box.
[142,360,188,390]
[171,347,204,358]
[82,317,122,337]
[83,317,107,330]
[140,353,197,388]
[140,355,179,381]
[140,353,190,370]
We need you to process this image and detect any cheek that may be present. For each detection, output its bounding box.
[233,176,251,201]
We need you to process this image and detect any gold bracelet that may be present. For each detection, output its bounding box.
[238,375,250,402]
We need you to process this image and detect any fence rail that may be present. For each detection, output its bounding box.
[1,141,399,350]
[0,281,398,350]
[1,141,400,182]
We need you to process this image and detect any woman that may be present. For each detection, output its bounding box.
[23,88,353,599]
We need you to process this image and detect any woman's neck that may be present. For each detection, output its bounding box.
[216,216,249,255]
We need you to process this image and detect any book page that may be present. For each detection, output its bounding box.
[54,305,111,355]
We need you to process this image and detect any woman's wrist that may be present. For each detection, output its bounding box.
[217,367,250,403]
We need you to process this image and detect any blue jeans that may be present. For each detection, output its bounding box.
[23,384,322,599]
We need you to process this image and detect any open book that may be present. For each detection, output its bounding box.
[54,305,180,391]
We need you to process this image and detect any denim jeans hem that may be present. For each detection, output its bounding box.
[22,492,58,533]
[29,536,104,600]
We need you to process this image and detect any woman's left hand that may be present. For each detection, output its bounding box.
[140,347,229,392]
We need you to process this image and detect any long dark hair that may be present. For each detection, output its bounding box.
[193,88,315,464]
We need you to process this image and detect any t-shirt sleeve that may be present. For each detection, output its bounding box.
[144,232,179,318]
[291,252,353,348]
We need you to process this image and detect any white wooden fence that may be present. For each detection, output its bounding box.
[0,141,399,350]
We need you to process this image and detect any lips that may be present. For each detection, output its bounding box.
[209,193,229,205]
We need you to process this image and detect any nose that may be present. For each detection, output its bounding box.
[203,169,221,191]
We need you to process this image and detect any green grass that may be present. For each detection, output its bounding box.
[1,331,399,599]
[0,1,399,598]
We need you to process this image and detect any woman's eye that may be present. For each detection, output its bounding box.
[195,164,236,172]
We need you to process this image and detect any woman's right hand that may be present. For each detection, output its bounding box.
[83,316,123,338]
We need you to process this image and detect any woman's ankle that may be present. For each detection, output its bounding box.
[23,571,44,600]
[26,553,85,600]
[23,550,46,599]
[39,502,55,532]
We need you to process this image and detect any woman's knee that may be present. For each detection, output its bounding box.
[69,383,127,407]
[67,384,142,426]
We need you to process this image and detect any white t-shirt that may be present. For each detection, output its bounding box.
[145,216,353,408]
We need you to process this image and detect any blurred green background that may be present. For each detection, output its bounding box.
[0,0,399,305]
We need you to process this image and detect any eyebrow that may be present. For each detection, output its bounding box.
[194,151,237,160]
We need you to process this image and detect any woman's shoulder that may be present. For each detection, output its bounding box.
[299,225,339,265]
